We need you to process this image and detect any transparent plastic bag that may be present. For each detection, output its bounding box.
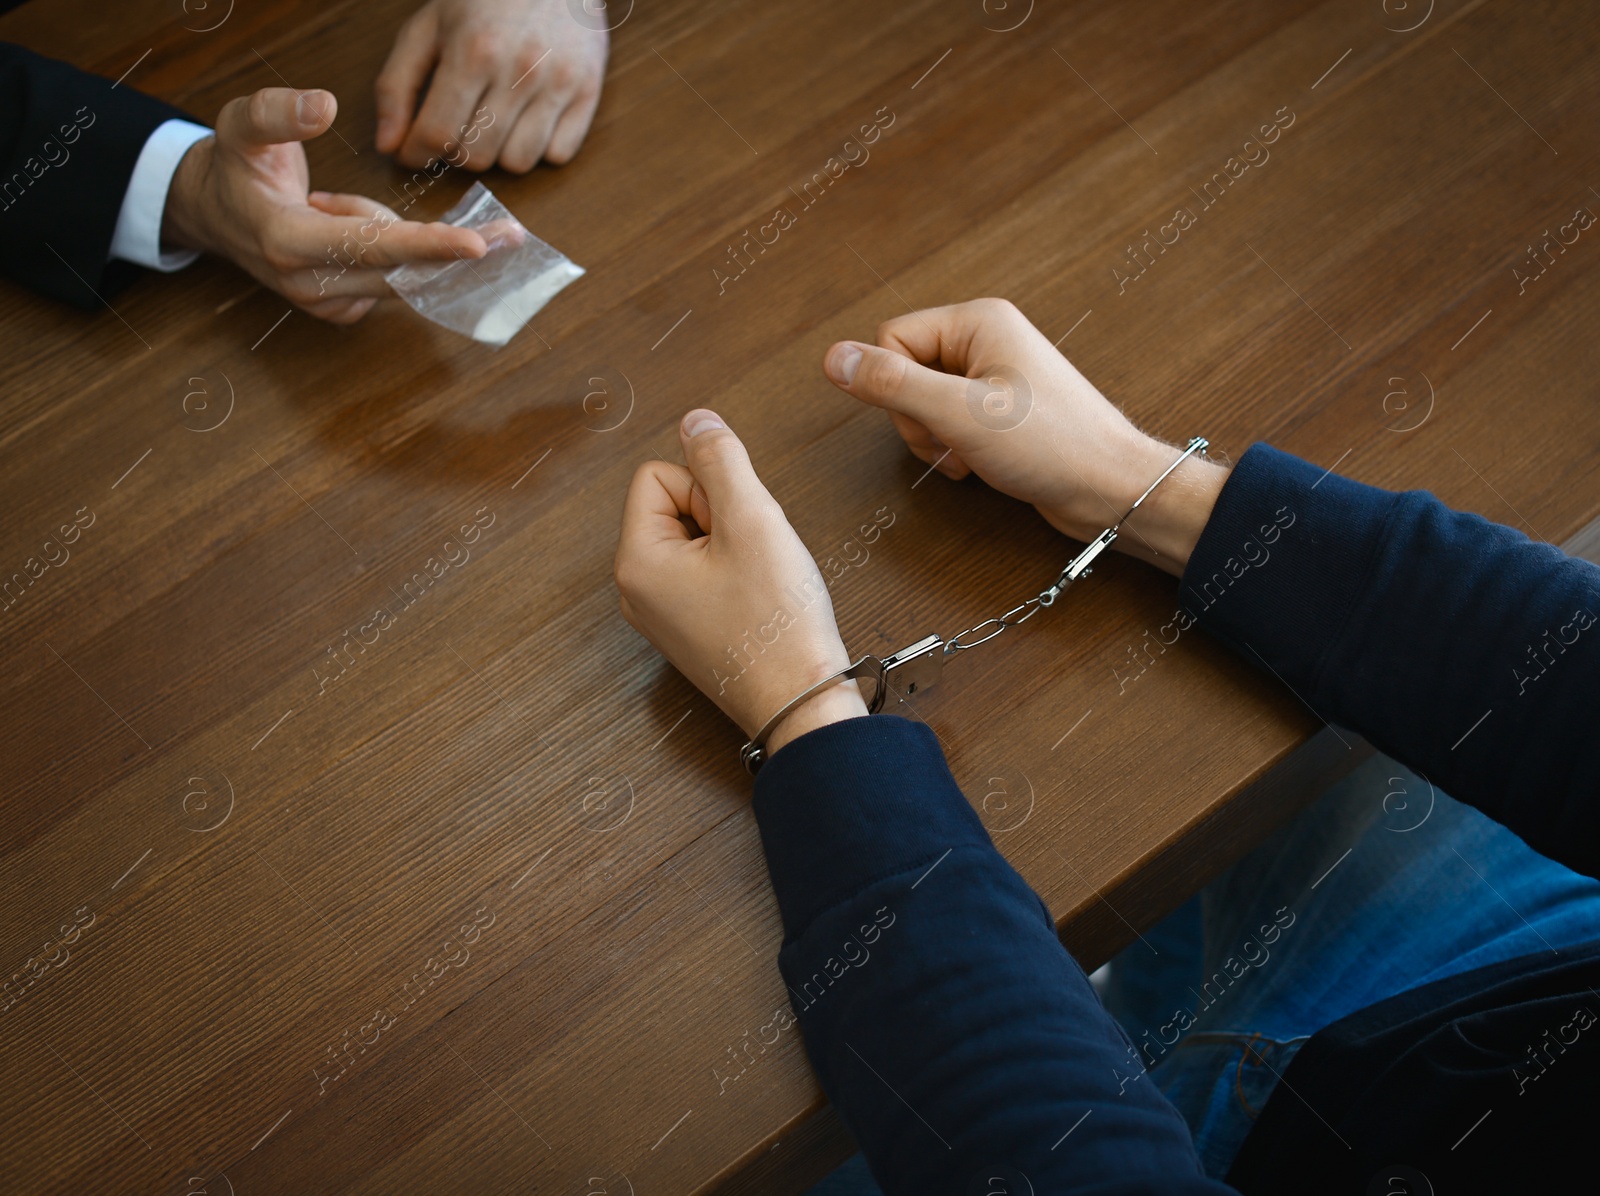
[385,181,585,347]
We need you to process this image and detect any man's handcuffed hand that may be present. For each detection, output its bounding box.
[824,298,1229,575]
[615,411,867,760]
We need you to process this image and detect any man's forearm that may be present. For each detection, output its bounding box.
[754,716,1235,1194]
[1180,444,1600,878]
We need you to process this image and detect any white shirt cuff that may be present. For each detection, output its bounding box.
[108,118,213,272]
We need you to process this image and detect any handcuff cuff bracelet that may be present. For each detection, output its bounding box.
[740,438,1210,775]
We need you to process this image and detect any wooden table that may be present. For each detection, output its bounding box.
[4,0,1598,1190]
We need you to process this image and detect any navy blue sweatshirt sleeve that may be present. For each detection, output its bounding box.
[0,43,195,307]
[1180,443,1600,878]
[752,715,1233,1195]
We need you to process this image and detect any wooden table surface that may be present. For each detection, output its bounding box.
[4,0,1599,1191]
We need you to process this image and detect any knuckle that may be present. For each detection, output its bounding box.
[692,431,747,471]
[246,89,275,131]
[217,95,250,136]
[464,30,501,66]
[978,296,1020,321]
[414,119,453,148]
[261,244,298,274]
[500,147,535,172]
[546,60,577,92]
[858,348,907,399]
[512,43,548,80]
[613,555,644,600]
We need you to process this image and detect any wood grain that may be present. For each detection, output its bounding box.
[2,0,1596,1191]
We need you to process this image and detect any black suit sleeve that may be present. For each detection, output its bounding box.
[0,42,196,308]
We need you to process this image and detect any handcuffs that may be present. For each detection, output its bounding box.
[740,438,1210,775]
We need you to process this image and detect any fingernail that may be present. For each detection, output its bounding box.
[829,343,862,385]
[485,227,527,252]
[682,409,725,438]
[297,91,328,126]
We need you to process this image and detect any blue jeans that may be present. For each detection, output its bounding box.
[804,754,1600,1191]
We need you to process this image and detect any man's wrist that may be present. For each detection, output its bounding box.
[109,119,213,271]
[764,681,870,756]
[161,135,216,256]
[1116,453,1230,577]
[1041,438,1228,577]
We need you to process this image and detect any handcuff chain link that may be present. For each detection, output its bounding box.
[944,598,1044,654]
[941,437,1209,659]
